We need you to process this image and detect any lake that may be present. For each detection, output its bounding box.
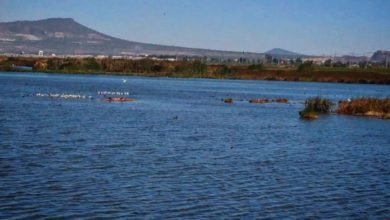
[0,72,389,219]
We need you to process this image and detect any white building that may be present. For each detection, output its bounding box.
[38,50,44,56]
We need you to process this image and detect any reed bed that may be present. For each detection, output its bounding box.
[337,98,390,119]
[303,97,334,113]
[299,97,334,119]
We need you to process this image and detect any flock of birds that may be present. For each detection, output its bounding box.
[97,91,130,96]
[35,93,94,100]
[33,78,131,100]
[35,90,130,100]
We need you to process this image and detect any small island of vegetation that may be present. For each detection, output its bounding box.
[337,98,390,119]
[299,97,334,119]
[300,97,390,120]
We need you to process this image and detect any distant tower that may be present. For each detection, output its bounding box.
[38,50,44,56]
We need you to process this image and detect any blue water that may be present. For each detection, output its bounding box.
[0,72,389,219]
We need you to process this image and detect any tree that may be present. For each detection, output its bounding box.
[324,59,332,67]
[298,61,314,72]
[248,64,264,71]
[358,61,368,69]
[333,61,346,68]
[151,64,163,72]
[192,60,207,74]
[84,58,101,71]
[217,65,231,74]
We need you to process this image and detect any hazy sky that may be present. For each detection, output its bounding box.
[1,0,389,55]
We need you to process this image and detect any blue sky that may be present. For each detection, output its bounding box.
[1,0,389,55]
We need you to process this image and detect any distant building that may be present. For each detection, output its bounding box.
[38,50,44,56]
[303,57,330,65]
[111,56,124,59]
[95,55,108,59]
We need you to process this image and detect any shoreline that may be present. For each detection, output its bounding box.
[2,69,390,86]
[1,56,389,85]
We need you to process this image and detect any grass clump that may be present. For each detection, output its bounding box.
[224,98,234,104]
[299,96,334,119]
[303,96,334,113]
[337,98,390,119]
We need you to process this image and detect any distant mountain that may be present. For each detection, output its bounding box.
[0,18,265,59]
[371,50,390,62]
[265,48,303,58]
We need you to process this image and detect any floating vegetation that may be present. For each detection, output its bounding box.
[104,97,135,103]
[337,98,390,119]
[299,96,334,120]
[249,98,289,104]
[274,98,289,104]
[249,99,270,104]
[35,93,93,100]
[224,98,233,103]
[299,111,319,120]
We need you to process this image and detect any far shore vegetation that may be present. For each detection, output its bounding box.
[0,56,390,84]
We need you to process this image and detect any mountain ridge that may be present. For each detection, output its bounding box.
[265,48,302,57]
[0,18,307,59]
[371,50,390,62]
[0,18,263,58]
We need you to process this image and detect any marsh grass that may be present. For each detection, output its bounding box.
[224,98,234,104]
[303,97,334,113]
[337,98,390,119]
[299,97,334,119]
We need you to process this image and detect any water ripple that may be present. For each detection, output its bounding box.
[0,73,389,218]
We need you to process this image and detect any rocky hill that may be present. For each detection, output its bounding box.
[371,50,390,62]
[265,48,303,58]
[0,18,265,59]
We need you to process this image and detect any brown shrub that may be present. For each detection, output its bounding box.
[337,98,390,119]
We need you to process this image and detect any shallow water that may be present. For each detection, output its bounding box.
[0,72,389,219]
